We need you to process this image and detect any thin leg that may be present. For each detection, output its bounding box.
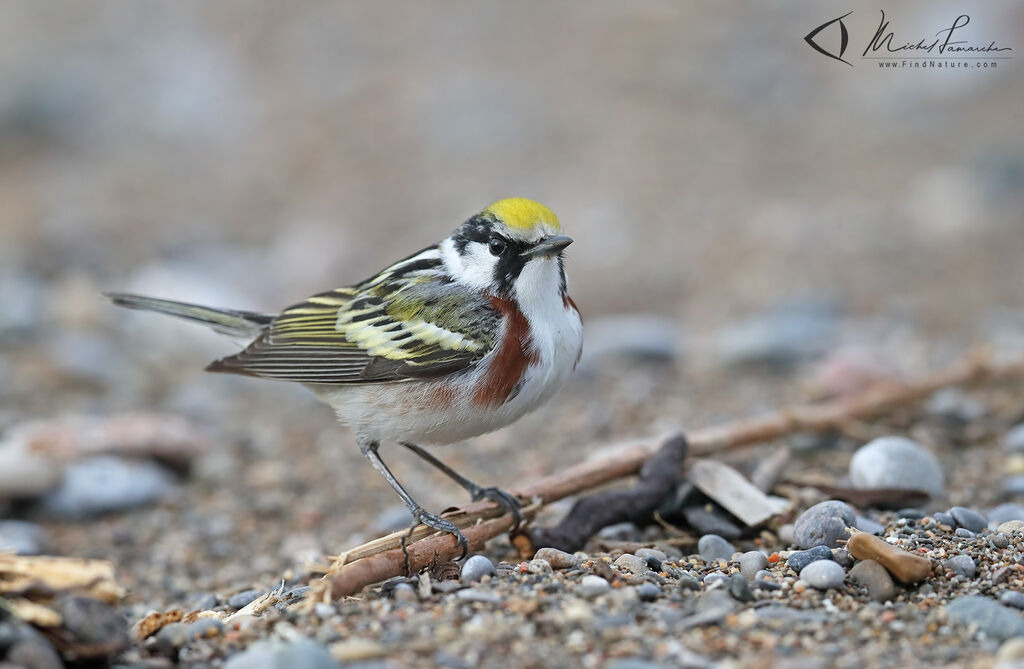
[358,437,468,557]
[401,442,523,530]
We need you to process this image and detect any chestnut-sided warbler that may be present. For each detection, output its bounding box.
[108,198,583,551]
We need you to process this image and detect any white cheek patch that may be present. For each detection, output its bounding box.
[440,238,497,291]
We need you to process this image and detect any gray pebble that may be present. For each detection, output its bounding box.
[314,602,338,617]
[753,570,781,591]
[739,551,768,581]
[455,588,502,604]
[579,575,611,597]
[853,515,886,535]
[1002,475,1024,496]
[933,512,956,528]
[897,508,927,520]
[677,573,701,591]
[849,436,944,497]
[697,534,736,562]
[728,573,754,602]
[682,505,743,539]
[832,548,854,569]
[635,582,661,602]
[224,641,339,669]
[460,554,496,583]
[946,595,1024,640]
[702,572,728,586]
[154,622,189,655]
[614,553,651,575]
[926,388,986,422]
[0,520,48,555]
[1000,591,1024,610]
[6,638,63,669]
[1004,423,1024,453]
[392,583,418,603]
[228,589,264,609]
[793,500,856,549]
[189,592,218,611]
[527,558,552,574]
[945,554,976,579]
[989,503,1024,527]
[849,559,896,602]
[187,618,224,640]
[787,545,834,573]
[949,506,987,533]
[992,534,1011,549]
[799,560,846,590]
[58,595,128,653]
[714,300,838,367]
[955,528,976,539]
[40,456,176,519]
[533,547,580,570]
[634,547,668,562]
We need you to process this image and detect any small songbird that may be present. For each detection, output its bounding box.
[107,198,583,551]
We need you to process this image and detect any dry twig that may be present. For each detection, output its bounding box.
[311,352,1024,600]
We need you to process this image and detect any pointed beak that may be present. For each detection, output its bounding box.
[521,235,573,259]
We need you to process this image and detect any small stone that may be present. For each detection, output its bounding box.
[787,546,834,573]
[0,442,60,499]
[228,589,264,609]
[728,573,755,602]
[187,618,224,640]
[1001,591,1024,610]
[849,436,944,497]
[634,547,668,562]
[739,551,769,581]
[6,638,63,669]
[933,512,956,528]
[314,602,338,617]
[949,507,987,533]
[533,547,580,570]
[955,528,975,539]
[714,300,838,367]
[40,456,176,519]
[945,555,976,579]
[793,500,856,549]
[392,583,417,603]
[328,638,385,662]
[154,622,189,656]
[1003,475,1024,496]
[613,553,651,575]
[635,582,661,602]
[946,595,1024,640]
[227,641,339,668]
[991,534,1010,549]
[799,560,846,590]
[753,570,781,590]
[0,520,48,555]
[697,534,736,562]
[926,388,986,422]
[832,548,854,569]
[455,588,502,604]
[853,516,886,535]
[579,575,611,597]
[897,508,927,520]
[460,555,496,583]
[703,572,728,586]
[998,520,1024,534]
[189,592,218,611]
[682,506,743,539]
[1004,423,1024,453]
[846,532,933,584]
[989,503,1024,527]
[849,560,897,602]
[527,558,552,574]
[58,595,129,656]
[993,566,1015,585]
[998,638,1024,664]
[677,573,701,591]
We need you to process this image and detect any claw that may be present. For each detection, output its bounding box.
[413,508,468,559]
[471,485,524,531]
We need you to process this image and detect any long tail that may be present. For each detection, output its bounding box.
[104,292,273,338]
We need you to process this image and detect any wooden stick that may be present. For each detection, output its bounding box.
[313,352,1024,600]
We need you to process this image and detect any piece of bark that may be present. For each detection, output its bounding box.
[513,434,689,555]
[686,459,790,526]
[0,554,124,604]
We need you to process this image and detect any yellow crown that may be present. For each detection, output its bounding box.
[482,198,560,233]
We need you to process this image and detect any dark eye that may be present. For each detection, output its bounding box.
[488,236,507,256]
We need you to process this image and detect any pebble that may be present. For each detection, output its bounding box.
[848,559,897,602]
[392,583,417,603]
[728,573,755,602]
[846,532,933,584]
[682,505,743,539]
[1004,423,1024,453]
[228,589,265,609]
[533,547,580,570]
[634,547,668,562]
[926,388,986,423]
[786,546,834,573]
[753,570,781,591]
[945,554,976,579]
[527,558,553,574]
[635,582,661,602]
[793,500,856,549]
[998,520,1024,534]
[897,508,927,520]
[946,595,1024,640]
[578,575,611,598]
[997,638,1024,665]
[713,300,838,367]
[225,641,340,669]
[187,618,224,640]
[40,456,176,519]
[848,436,945,497]
[1001,591,1024,610]
[189,592,218,611]
[329,638,386,662]
[833,548,854,569]
[677,573,701,591]
[58,595,129,653]
[991,534,1010,549]
[6,638,63,669]
[697,534,736,562]
[1002,475,1024,496]
[949,506,988,533]
[739,551,768,581]
[614,553,651,575]
[455,588,502,604]
[933,512,956,528]
[854,515,886,535]
[702,572,728,586]
[154,622,189,655]
[954,528,975,539]
[0,520,48,555]
[989,503,1024,527]
[0,442,60,499]
[799,560,846,590]
[460,555,496,583]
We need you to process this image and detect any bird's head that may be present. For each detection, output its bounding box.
[441,198,573,300]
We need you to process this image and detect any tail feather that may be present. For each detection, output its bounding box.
[104,292,273,338]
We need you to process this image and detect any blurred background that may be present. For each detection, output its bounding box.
[1,1,1023,605]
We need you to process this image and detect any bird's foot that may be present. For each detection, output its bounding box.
[412,507,468,559]
[470,485,523,530]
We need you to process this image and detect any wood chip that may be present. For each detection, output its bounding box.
[686,459,790,526]
[0,553,124,604]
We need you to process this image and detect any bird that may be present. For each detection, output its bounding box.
[106,197,583,552]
